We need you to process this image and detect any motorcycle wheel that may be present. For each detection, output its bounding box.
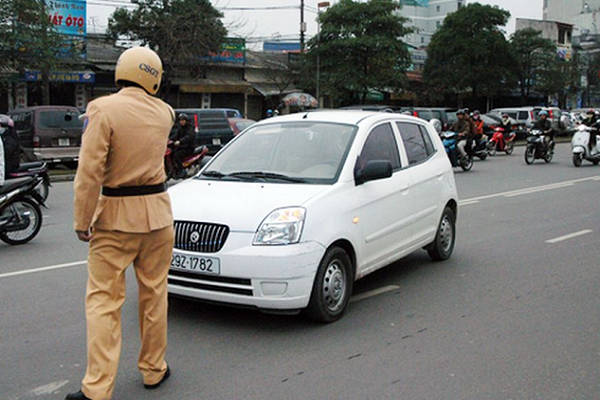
[593,160,599,166]
[488,142,497,156]
[0,198,43,245]
[572,154,583,167]
[544,149,553,163]
[478,152,487,161]
[461,155,473,171]
[525,146,535,165]
[505,141,515,155]
[164,160,175,181]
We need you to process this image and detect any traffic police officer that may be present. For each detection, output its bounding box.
[67,47,175,400]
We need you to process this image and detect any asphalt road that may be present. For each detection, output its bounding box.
[1,143,599,400]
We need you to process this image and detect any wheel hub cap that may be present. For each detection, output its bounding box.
[323,261,346,312]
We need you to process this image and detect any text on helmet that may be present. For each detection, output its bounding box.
[139,63,159,78]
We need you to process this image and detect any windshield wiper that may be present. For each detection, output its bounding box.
[199,170,226,179]
[227,171,309,183]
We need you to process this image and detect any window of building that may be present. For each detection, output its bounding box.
[458,2,462,8]
[558,28,566,44]
[436,5,441,12]
[421,36,425,44]
[436,21,441,28]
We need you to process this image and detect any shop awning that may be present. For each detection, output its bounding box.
[251,82,297,97]
[175,78,254,94]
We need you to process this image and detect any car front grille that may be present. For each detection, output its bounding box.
[174,220,229,253]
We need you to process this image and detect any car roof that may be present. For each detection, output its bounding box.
[8,105,80,113]
[253,110,426,126]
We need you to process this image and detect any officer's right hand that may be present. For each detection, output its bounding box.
[76,229,93,242]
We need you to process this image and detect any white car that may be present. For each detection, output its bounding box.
[168,111,458,322]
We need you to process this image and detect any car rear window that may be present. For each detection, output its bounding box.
[38,110,82,129]
[517,111,529,120]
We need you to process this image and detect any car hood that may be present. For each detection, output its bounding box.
[168,179,329,232]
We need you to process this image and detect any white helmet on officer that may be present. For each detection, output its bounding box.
[115,47,163,95]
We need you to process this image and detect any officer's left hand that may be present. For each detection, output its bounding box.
[76,229,93,242]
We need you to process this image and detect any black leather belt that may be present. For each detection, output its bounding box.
[102,183,167,197]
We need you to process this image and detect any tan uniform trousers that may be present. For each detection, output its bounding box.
[81,226,174,400]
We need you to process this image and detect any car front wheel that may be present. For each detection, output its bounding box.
[306,246,353,323]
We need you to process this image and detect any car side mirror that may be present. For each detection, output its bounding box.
[430,118,442,134]
[355,160,393,185]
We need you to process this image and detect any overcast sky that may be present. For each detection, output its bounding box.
[87,0,544,45]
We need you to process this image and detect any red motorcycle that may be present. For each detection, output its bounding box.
[164,141,211,180]
[488,127,515,156]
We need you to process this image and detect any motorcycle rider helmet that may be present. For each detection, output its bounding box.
[538,110,548,117]
[473,110,481,118]
[0,115,14,128]
[266,109,274,117]
[115,47,163,95]
[178,113,189,121]
[456,109,465,116]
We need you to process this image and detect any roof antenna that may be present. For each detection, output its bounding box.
[303,112,309,119]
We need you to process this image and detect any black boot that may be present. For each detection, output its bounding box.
[65,390,91,400]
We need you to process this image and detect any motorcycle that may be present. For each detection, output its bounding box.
[524,129,554,165]
[441,131,473,171]
[571,124,600,167]
[6,161,51,201]
[470,134,490,160]
[164,141,211,180]
[488,127,515,156]
[0,176,46,245]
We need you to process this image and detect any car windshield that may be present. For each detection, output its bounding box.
[38,110,82,129]
[199,121,357,184]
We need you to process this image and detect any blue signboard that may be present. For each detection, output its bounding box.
[263,42,301,52]
[47,0,87,37]
[401,0,429,6]
[23,71,95,83]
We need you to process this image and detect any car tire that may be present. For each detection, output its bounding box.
[427,207,456,262]
[306,246,353,323]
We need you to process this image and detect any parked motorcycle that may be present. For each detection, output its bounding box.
[525,129,554,164]
[0,176,46,245]
[488,127,515,156]
[164,141,211,180]
[571,124,600,167]
[6,161,51,201]
[441,131,473,171]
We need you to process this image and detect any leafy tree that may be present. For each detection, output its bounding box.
[509,28,557,103]
[108,0,227,97]
[536,53,580,108]
[301,0,412,105]
[424,3,513,100]
[0,0,75,105]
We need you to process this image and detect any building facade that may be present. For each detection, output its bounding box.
[515,18,574,61]
[399,0,464,48]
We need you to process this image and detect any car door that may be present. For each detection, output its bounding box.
[396,121,445,245]
[355,122,414,274]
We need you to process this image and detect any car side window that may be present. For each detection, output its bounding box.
[517,111,528,120]
[396,122,430,165]
[357,123,401,171]
[418,125,435,155]
[14,113,32,132]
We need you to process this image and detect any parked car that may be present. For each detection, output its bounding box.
[173,109,235,155]
[228,117,255,136]
[8,106,83,166]
[401,108,458,131]
[167,111,458,322]
[220,108,244,118]
[489,106,572,135]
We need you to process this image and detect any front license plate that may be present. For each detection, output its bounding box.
[212,138,221,145]
[59,138,70,146]
[170,252,220,275]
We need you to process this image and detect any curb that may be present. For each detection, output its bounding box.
[50,174,76,183]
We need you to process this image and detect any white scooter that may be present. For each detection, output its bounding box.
[572,124,600,167]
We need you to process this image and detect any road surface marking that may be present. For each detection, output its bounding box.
[30,380,69,396]
[351,285,400,303]
[459,175,600,205]
[0,260,87,279]
[546,230,593,244]
[459,200,480,206]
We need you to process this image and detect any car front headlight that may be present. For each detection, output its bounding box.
[253,207,306,245]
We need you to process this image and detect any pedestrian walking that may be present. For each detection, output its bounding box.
[67,47,175,400]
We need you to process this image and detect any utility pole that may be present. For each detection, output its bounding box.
[300,0,306,52]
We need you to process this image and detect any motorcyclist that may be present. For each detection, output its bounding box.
[582,109,600,153]
[450,109,471,158]
[0,115,20,178]
[169,113,195,171]
[498,113,516,143]
[532,110,554,151]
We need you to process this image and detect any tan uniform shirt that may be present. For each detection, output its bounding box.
[74,87,175,233]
